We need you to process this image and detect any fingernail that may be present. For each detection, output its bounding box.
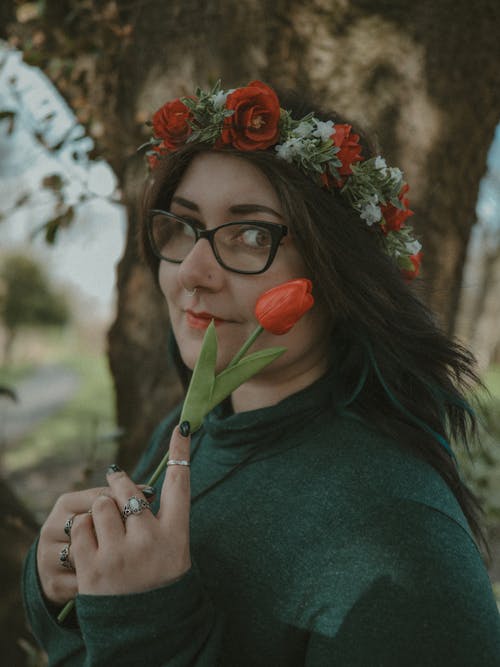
[142,486,155,498]
[179,421,191,437]
[107,464,122,474]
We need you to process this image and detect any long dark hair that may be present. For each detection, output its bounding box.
[139,100,487,555]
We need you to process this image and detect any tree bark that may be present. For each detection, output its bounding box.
[0,478,39,665]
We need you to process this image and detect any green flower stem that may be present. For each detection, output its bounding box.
[57,600,74,623]
[147,450,171,486]
[227,325,264,368]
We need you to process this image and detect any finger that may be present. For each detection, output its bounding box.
[90,494,125,547]
[37,539,78,602]
[39,549,78,605]
[158,423,191,530]
[43,487,112,542]
[70,513,97,570]
[138,484,156,500]
[105,466,153,528]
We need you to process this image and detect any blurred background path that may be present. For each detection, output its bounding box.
[1,363,80,445]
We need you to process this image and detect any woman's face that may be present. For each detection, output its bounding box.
[158,152,331,378]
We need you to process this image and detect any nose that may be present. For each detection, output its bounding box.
[177,236,225,290]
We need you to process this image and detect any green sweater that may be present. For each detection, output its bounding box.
[23,371,500,666]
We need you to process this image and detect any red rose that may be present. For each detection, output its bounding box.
[380,184,414,233]
[146,141,167,169]
[401,251,422,282]
[220,80,281,150]
[255,279,314,335]
[332,124,363,176]
[152,98,193,150]
[320,124,363,189]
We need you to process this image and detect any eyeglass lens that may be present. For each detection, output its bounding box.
[150,212,277,273]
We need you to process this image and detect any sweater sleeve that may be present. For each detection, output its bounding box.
[303,501,500,667]
[75,564,223,666]
[22,539,87,666]
[23,539,223,666]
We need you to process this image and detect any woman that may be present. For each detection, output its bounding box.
[24,81,500,665]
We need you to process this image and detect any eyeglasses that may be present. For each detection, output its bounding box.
[147,209,289,275]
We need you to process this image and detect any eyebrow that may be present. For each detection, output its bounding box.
[171,196,283,219]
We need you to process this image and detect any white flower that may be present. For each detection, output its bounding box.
[211,90,230,109]
[389,167,402,181]
[275,139,302,162]
[374,156,387,171]
[294,121,314,138]
[360,201,382,226]
[312,119,335,142]
[405,240,422,255]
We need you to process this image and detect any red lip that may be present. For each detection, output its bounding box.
[186,310,226,330]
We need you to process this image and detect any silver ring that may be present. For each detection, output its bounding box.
[59,544,74,570]
[64,513,77,539]
[121,495,151,520]
[167,459,190,467]
[185,287,197,296]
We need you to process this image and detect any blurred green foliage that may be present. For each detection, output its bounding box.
[0,253,69,363]
[458,366,500,525]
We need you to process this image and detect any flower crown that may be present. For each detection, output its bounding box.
[146,80,422,280]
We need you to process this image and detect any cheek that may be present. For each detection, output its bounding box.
[158,263,176,311]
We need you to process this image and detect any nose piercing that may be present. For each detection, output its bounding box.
[185,288,197,296]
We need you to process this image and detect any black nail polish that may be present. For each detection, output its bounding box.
[179,421,191,437]
[107,464,122,474]
[142,486,155,498]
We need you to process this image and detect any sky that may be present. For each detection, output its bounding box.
[0,44,125,321]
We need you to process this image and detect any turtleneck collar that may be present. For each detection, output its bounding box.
[194,366,336,465]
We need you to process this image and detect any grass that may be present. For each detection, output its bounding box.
[3,351,117,473]
[2,326,119,517]
[0,361,36,387]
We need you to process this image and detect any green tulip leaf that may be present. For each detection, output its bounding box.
[180,320,218,430]
[208,347,286,411]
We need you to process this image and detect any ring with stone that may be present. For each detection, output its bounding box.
[121,495,151,520]
[59,544,74,570]
[63,513,78,539]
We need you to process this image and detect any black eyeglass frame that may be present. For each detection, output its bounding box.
[147,209,289,275]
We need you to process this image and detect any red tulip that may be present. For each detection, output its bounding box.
[255,279,314,335]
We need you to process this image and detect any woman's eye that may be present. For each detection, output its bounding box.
[237,227,271,248]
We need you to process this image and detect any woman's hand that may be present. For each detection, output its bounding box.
[37,486,113,606]
[71,425,192,596]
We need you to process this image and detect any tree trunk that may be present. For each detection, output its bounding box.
[0,478,40,666]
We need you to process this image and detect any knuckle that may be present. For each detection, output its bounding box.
[92,494,115,512]
[70,513,91,539]
[54,492,71,511]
